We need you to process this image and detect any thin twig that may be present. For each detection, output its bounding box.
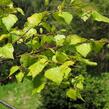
[0,100,16,109]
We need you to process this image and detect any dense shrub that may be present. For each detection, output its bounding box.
[41,73,109,109]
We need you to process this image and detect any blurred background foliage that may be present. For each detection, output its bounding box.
[0,0,109,109]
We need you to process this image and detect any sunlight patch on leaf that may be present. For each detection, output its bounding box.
[2,14,18,31]
[0,43,14,59]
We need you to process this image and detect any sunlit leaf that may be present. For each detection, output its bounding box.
[58,12,73,24]
[9,66,19,76]
[76,43,91,57]
[16,8,24,15]
[81,58,97,66]
[45,61,74,84]
[2,14,18,31]
[66,88,77,100]
[92,11,109,23]
[25,28,37,40]
[45,67,63,84]
[53,12,73,24]
[16,72,24,82]
[28,58,48,78]
[66,35,86,45]
[0,43,14,59]
[54,34,65,46]
[76,82,83,90]
[27,12,48,27]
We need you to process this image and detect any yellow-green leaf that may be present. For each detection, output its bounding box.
[27,12,48,27]
[45,61,74,84]
[2,14,18,31]
[9,66,19,76]
[53,12,73,24]
[54,34,65,46]
[76,43,91,57]
[44,0,49,6]
[28,58,48,78]
[92,11,109,23]
[16,72,24,82]
[66,35,86,45]
[66,88,77,100]
[81,58,97,66]
[0,43,14,59]
[20,54,36,67]
[45,67,63,84]
[16,8,24,15]
[76,82,83,90]
[58,12,73,24]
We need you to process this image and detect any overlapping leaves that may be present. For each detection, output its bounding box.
[2,0,109,101]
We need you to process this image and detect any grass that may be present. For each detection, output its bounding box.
[0,78,42,109]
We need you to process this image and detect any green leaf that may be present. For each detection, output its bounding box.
[0,0,15,17]
[2,14,18,31]
[20,54,36,67]
[56,52,68,63]
[44,0,49,6]
[41,35,54,46]
[27,38,40,50]
[76,43,91,57]
[58,12,73,24]
[28,58,48,78]
[60,61,74,79]
[0,43,14,59]
[62,67,71,79]
[45,61,74,84]
[77,91,84,101]
[16,72,24,82]
[27,12,48,27]
[53,12,73,24]
[66,35,86,45]
[9,66,19,76]
[9,29,23,42]
[80,12,91,21]
[92,11,109,23]
[41,22,51,32]
[66,88,77,100]
[0,34,9,41]
[45,67,63,84]
[75,75,84,82]
[16,8,24,15]
[52,55,58,63]
[60,61,75,69]
[92,39,106,53]
[25,28,37,40]
[81,58,97,66]
[27,13,43,26]
[0,0,12,5]
[32,74,46,94]
[54,34,65,46]
[71,0,75,3]
[76,82,83,90]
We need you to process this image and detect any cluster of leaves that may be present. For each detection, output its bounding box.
[41,73,109,109]
[0,0,109,100]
